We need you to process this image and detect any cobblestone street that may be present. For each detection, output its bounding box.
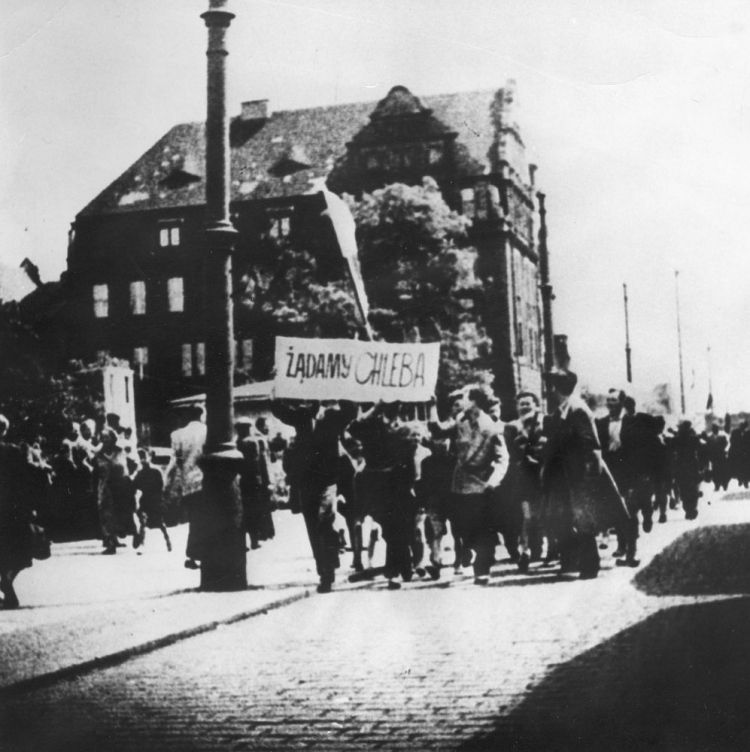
[2,487,750,751]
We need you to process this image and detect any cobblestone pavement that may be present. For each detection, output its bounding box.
[2,486,750,751]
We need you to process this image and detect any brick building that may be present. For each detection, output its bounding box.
[66,81,548,435]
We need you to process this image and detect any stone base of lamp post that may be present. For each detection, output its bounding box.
[199,450,247,592]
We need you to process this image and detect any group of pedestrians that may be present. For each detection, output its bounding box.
[2,365,748,607]
[271,367,746,593]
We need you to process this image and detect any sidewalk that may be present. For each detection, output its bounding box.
[2,483,749,699]
[0,510,328,693]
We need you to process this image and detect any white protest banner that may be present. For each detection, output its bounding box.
[274,336,440,402]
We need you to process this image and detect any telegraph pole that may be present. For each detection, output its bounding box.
[623,283,632,384]
[675,270,686,415]
[198,0,247,591]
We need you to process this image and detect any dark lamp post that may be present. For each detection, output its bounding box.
[198,0,247,591]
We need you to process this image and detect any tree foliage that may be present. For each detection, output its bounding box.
[350,178,492,399]
[237,177,492,398]
[0,300,103,449]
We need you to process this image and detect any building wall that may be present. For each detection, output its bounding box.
[66,86,546,423]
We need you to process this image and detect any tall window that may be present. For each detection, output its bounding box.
[93,284,109,318]
[133,346,148,377]
[196,343,206,376]
[130,281,146,315]
[181,343,193,377]
[269,216,291,239]
[160,226,180,247]
[460,188,475,219]
[181,343,205,378]
[168,277,184,312]
[238,339,253,372]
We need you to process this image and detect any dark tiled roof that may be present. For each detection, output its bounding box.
[78,87,521,218]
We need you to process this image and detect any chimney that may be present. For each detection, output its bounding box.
[240,99,269,121]
[20,258,42,288]
[529,163,537,188]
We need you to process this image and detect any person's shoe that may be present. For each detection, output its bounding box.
[460,548,473,568]
[316,581,333,594]
[425,565,441,580]
[387,580,401,590]
[0,594,19,609]
[611,548,626,558]
[184,558,199,570]
[642,516,653,534]
[616,557,640,568]
[659,513,667,524]
[352,559,363,573]
[102,547,116,555]
[402,570,413,583]
[115,540,127,548]
[251,542,261,550]
[133,530,144,549]
[518,552,530,573]
[415,566,426,578]
[579,570,599,580]
[474,576,490,586]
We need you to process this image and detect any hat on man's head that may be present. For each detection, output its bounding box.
[544,367,578,397]
[234,416,253,427]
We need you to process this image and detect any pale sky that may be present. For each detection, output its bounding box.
[2,0,749,415]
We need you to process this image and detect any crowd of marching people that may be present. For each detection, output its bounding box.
[2,365,750,606]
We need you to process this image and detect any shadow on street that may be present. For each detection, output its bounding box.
[460,597,750,752]
[634,524,750,597]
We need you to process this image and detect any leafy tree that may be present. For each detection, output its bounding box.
[350,178,492,400]
[0,300,103,449]
[235,177,492,399]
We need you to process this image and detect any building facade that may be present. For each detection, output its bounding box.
[66,82,548,434]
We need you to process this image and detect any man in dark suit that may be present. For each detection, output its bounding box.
[542,369,633,578]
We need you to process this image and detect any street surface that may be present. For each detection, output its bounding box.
[2,484,750,751]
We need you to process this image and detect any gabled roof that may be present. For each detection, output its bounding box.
[78,85,526,218]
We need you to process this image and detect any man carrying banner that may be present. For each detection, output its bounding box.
[271,399,357,593]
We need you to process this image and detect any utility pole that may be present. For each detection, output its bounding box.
[623,283,632,384]
[537,192,556,411]
[675,270,686,416]
[198,0,247,591]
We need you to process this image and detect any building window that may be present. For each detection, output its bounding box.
[181,343,193,377]
[133,346,148,377]
[168,277,184,312]
[93,284,109,318]
[428,142,443,165]
[196,343,206,376]
[182,343,205,378]
[460,188,475,219]
[160,226,181,247]
[238,339,253,371]
[269,216,291,239]
[516,321,524,357]
[130,281,146,315]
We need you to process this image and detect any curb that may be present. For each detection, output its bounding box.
[0,589,311,700]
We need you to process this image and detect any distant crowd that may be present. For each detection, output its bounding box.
[1,366,750,606]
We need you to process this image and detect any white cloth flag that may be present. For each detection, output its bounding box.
[320,189,373,339]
